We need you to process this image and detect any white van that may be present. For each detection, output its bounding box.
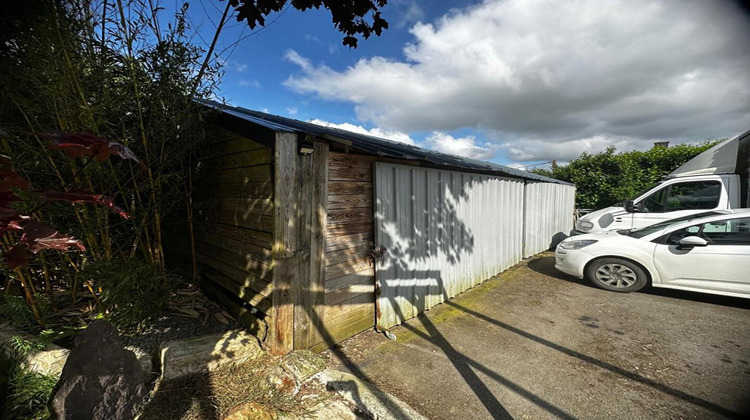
[574,129,750,234]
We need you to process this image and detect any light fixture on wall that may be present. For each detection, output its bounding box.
[299,143,314,155]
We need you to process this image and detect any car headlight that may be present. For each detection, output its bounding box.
[576,221,594,231]
[559,240,598,250]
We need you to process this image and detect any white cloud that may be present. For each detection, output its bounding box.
[307,120,498,160]
[304,34,322,44]
[284,0,750,161]
[308,119,416,145]
[502,135,636,162]
[424,132,498,160]
[287,107,299,115]
[391,0,425,27]
[505,163,528,171]
[238,79,260,88]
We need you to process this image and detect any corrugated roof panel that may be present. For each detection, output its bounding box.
[199,100,571,185]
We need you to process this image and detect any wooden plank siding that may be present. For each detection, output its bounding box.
[272,137,331,353]
[309,152,376,352]
[270,132,298,354]
[292,142,329,351]
[198,128,376,353]
[196,130,275,331]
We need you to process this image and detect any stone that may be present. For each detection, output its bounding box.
[48,320,146,420]
[25,347,70,378]
[316,369,428,420]
[289,398,363,420]
[1,322,69,378]
[282,351,327,383]
[124,346,153,377]
[223,402,277,420]
[159,330,264,380]
[264,364,299,395]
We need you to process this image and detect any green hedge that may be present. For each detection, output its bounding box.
[532,142,718,209]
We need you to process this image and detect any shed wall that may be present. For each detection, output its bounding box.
[196,129,274,318]
[375,163,525,328]
[311,152,376,351]
[523,182,576,257]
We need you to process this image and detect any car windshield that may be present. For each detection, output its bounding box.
[628,211,723,239]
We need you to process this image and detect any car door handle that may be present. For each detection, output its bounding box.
[615,217,622,222]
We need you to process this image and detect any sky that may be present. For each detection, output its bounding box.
[175,0,750,168]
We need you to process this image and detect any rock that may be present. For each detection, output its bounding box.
[223,402,277,420]
[159,330,264,380]
[316,369,428,420]
[124,346,153,377]
[25,347,70,378]
[0,322,70,378]
[264,365,299,395]
[282,351,326,383]
[288,398,364,420]
[49,320,146,420]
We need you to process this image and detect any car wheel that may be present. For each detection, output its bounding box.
[585,258,648,293]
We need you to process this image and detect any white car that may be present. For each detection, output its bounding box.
[555,209,750,298]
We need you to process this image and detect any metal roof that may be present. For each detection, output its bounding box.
[200,100,571,185]
[668,129,750,178]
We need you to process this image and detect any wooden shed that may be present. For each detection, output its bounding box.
[195,101,575,354]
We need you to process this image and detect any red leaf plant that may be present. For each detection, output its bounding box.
[0,156,129,269]
[37,189,130,220]
[42,132,145,169]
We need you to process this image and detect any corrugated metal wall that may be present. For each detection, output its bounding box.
[523,182,576,257]
[374,163,525,328]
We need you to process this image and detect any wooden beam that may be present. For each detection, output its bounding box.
[270,132,298,355]
[294,142,329,350]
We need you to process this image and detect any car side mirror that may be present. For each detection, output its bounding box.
[677,236,708,249]
[624,200,643,213]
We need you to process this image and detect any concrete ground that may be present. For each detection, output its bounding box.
[322,253,750,420]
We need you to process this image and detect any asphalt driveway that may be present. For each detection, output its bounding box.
[322,253,750,419]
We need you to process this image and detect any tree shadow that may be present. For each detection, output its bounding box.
[442,300,745,419]
[189,137,577,419]
[139,329,262,420]
[386,302,574,419]
[140,372,218,420]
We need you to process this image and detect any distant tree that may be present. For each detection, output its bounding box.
[532,142,718,209]
[228,0,389,48]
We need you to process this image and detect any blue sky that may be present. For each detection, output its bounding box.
[173,0,750,168]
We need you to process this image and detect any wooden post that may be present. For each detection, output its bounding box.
[294,142,329,349]
[271,132,298,354]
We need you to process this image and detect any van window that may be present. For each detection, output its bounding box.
[639,181,721,213]
[665,181,721,211]
[641,188,667,212]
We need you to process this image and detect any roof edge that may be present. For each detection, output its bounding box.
[197,99,573,186]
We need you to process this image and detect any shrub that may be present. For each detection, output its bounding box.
[0,346,56,420]
[80,258,170,333]
[533,142,718,209]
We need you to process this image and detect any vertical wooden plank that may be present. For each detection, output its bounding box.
[271,132,297,355]
[294,142,329,349]
[293,149,313,349]
[309,142,329,348]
